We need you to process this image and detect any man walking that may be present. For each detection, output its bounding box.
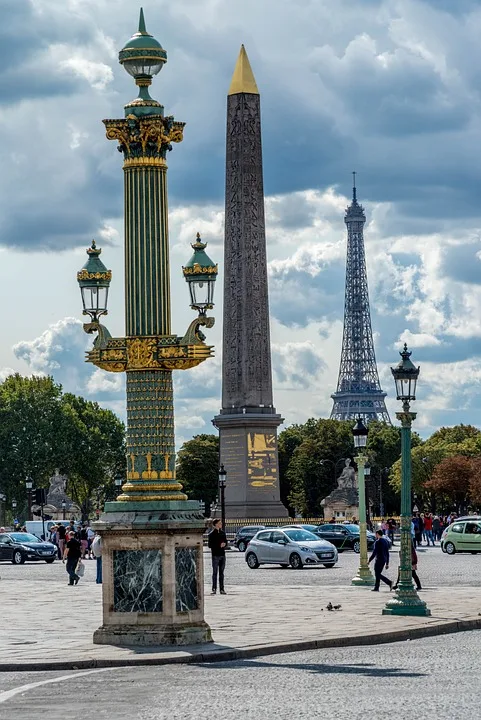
[369,529,392,591]
[208,518,227,595]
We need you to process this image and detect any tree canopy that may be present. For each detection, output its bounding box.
[0,374,125,521]
[176,433,219,515]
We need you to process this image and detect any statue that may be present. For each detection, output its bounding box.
[337,459,356,489]
[46,469,71,508]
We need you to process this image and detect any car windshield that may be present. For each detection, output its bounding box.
[9,533,40,543]
[284,529,319,542]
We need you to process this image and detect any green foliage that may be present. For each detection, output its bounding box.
[0,374,126,520]
[281,419,354,516]
[176,434,219,514]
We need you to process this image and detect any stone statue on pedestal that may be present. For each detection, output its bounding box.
[337,459,356,489]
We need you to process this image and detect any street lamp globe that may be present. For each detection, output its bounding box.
[364,464,371,477]
[218,464,227,488]
[12,499,17,509]
[182,234,218,315]
[391,343,420,403]
[77,241,111,323]
[352,416,368,449]
[119,8,167,81]
[115,476,123,489]
[25,477,33,490]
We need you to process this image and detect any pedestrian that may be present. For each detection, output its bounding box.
[79,524,89,558]
[91,532,102,584]
[87,524,95,558]
[424,513,435,546]
[392,543,422,591]
[57,522,67,560]
[64,530,82,585]
[432,515,441,543]
[368,529,392,591]
[208,518,227,595]
[387,518,396,546]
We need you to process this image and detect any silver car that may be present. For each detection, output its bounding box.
[245,528,338,569]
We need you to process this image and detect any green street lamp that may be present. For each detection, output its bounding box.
[351,417,374,586]
[76,10,216,647]
[383,344,430,616]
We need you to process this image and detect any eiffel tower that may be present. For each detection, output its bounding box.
[331,174,391,423]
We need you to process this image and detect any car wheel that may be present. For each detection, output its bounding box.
[279,564,289,568]
[237,540,247,553]
[45,558,55,564]
[353,540,360,553]
[289,552,303,569]
[246,552,259,569]
[445,542,456,555]
[12,550,25,565]
[323,563,335,568]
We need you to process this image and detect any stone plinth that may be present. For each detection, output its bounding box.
[213,412,287,518]
[93,509,212,647]
[321,487,359,522]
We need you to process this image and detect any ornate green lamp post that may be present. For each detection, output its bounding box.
[383,344,430,616]
[76,10,217,646]
[351,417,374,586]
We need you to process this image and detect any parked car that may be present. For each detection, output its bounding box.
[234,525,266,552]
[0,532,57,564]
[313,523,377,553]
[245,528,338,569]
[441,516,481,555]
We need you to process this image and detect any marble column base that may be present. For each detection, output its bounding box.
[93,510,212,647]
[93,621,212,647]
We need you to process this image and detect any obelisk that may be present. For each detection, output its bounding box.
[213,46,287,519]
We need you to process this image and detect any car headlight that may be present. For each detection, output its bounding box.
[300,546,314,553]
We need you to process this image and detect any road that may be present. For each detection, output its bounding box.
[0,631,479,719]
[1,543,478,588]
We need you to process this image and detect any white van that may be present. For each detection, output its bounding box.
[25,520,73,541]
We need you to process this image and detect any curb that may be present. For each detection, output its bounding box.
[1,617,480,673]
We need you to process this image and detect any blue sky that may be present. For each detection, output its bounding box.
[2,0,481,442]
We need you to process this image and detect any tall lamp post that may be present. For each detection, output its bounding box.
[319,457,346,485]
[12,499,17,526]
[383,344,430,616]
[76,10,217,647]
[351,418,374,586]
[218,465,227,529]
[25,477,33,522]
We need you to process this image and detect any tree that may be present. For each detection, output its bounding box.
[60,393,126,518]
[285,419,354,516]
[469,465,481,509]
[0,374,65,515]
[0,374,126,521]
[176,434,219,515]
[425,455,472,512]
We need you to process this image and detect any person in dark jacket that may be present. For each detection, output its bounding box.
[392,543,421,591]
[208,519,227,595]
[368,529,392,591]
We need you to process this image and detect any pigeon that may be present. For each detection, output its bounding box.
[326,602,333,611]
[333,604,342,610]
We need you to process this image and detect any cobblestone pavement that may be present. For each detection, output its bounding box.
[0,545,480,670]
[0,631,479,720]
[1,544,478,588]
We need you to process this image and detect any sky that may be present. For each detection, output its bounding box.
[2,0,481,443]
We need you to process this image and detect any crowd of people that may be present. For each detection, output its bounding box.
[375,512,460,548]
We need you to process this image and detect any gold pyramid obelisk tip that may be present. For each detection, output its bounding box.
[228,45,259,96]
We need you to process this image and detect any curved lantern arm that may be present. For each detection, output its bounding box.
[82,321,113,349]
[180,315,215,345]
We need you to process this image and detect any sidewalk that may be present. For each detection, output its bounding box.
[0,576,479,671]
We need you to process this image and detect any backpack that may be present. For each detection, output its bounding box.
[91,536,102,558]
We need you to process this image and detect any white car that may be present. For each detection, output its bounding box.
[245,528,338,569]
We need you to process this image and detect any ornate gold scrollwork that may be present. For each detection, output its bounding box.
[127,337,158,369]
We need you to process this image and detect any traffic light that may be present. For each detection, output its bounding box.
[34,488,47,505]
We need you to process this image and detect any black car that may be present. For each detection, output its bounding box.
[313,523,376,553]
[0,532,57,564]
[234,525,266,552]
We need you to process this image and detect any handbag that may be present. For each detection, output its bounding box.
[76,559,85,577]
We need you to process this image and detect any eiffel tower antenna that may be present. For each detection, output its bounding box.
[330,175,391,423]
